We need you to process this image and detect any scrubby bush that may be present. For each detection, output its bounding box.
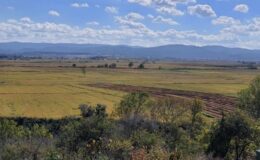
[239,76,260,119]
[207,111,259,159]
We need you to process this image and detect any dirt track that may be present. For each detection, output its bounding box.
[88,83,238,118]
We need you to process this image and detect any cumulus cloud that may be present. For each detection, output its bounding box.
[188,4,216,18]
[128,0,152,6]
[86,21,99,26]
[128,0,195,16]
[115,13,146,30]
[128,0,195,6]
[48,10,60,17]
[157,6,184,16]
[234,4,249,13]
[125,12,144,21]
[149,15,178,25]
[20,17,32,23]
[212,16,240,26]
[71,3,89,8]
[105,6,118,14]
[0,16,260,49]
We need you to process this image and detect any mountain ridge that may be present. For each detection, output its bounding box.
[0,42,260,61]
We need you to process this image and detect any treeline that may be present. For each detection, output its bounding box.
[0,77,260,159]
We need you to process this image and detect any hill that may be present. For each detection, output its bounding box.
[1,42,260,61]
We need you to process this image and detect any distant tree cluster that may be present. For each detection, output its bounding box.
[97,63,117,69]
[138,63,145,69]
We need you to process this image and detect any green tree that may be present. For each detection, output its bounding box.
[150,98,189,124]
[0,121,52,160]
[238,76,260,119]
[128,62,134,68]
[57,104,112,159]
[115,92,150,119]
[189,99,204,139]
[207,111,258,160]
[109,63,117,68]
[131,129,160,150]
[0,120,25,146]
[79,104,95,118]
[190,99,203,125]
[138,63,145,69]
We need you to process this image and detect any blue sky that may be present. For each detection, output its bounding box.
[0,0,260,49]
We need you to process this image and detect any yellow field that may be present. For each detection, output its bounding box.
[0,60,259,118]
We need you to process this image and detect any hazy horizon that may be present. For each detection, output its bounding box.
[0,0,260,49]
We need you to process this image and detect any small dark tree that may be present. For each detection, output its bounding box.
[72,64,76,67]
[138,63,145,69]
[79,104,107,119]
[79,104,95,118]
[247,64,258,70]
[128,62,134,68]
[109,63,117,69]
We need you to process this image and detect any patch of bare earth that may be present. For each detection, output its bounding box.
[88,83,238,118]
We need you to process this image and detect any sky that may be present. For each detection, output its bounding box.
[0,0,260,49]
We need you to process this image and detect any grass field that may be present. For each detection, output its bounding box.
[0,59,259,118]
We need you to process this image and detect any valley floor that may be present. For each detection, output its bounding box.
[0,59,258,118]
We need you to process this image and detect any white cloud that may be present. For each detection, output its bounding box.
[105,6,118,14]
[212,16,240,26]
[71,3,89,8]
[128,0,195,16]
[221,17,260,36]
[114,12,146,31]
[125,12,144,21]
[188,4,216,18]
[0,17,260,49]
[128,0,152,6]
[7,6,15,10]
[149,15,178,25]
[20,17,32,23]
[128,0,195,6]
[157,6,184,16]
[48,10,60,17]
[234,4,249,13]
[86,21,100,26]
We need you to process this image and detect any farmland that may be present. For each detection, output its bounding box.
[0,59,259,118]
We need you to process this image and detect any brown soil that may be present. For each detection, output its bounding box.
[88,83,238,118]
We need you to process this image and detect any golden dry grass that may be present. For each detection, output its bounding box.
[0,60,258,118]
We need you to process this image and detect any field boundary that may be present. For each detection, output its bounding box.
[88,83,238,118]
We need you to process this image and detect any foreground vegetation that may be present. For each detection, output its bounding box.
[0,76,260,160]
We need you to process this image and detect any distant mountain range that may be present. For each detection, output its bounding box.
[1,42,260,61]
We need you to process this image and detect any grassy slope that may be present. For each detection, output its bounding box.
[0,60,258,118]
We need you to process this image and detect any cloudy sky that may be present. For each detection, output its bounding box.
[0,0,259,49]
